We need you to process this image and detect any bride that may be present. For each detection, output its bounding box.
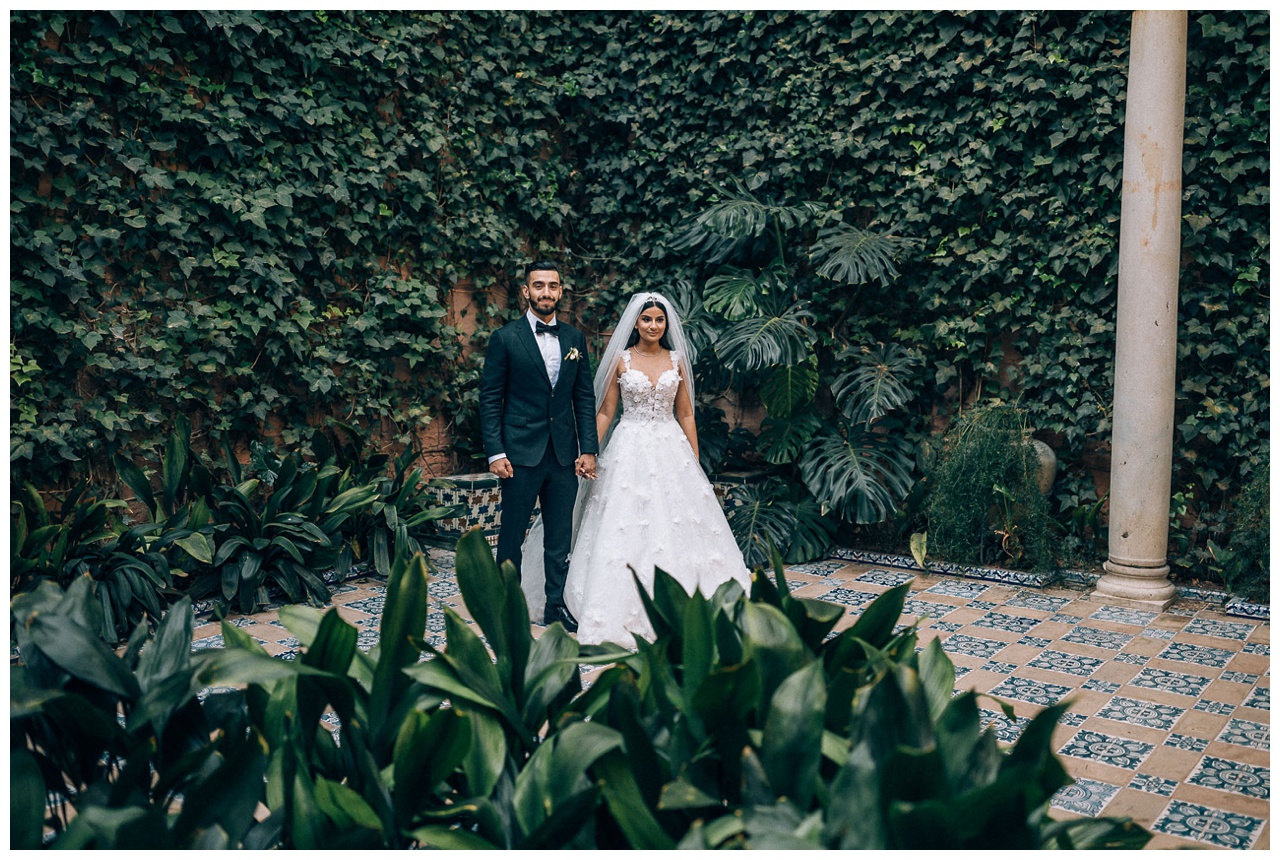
[519,292,752,645]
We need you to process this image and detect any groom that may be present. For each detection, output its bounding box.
[479,260,598,632]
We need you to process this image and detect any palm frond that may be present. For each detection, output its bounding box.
[713,301,816,372]
[798,425,916,524]
[831,343,922,426]
[810,223,918,286]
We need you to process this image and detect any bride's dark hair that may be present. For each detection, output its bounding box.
[624,298,675,350]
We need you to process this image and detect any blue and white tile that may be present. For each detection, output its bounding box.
[1051,777,1120,816]
[925,580,990,599]
[1140,627,1176,641]
[1082,678,1122,694]
[1188,756,1270,800]
[855,568,915,586]
[355,629,382,651]
[929,621,964,633]
[980,708,1029,744]
[1129,773,1178,796]
[1047,612,1087,625]
[1219,670,1260,685]
[786,559,851,577]
[1128,667,1212,698]
[345,595,387,615]
[1026,649,1104,677]
[1058,729,1155,770]
[1151,799,1265,849]
[990,675,1074,707]
[191,634,227,650]
[1241,687,1269,711]
[1217,718,1269,750]
[1095,696,1186,731]
[902,598,956,619]
[1004,591,1071,613]
[1194,699,1236,716]
[980,660,1018,675]
[1058,711,1088,728]
[821,587,880,608]
[1089,605,1158,627]
[1182,618,1256,641]
[972,611,1042,634]
[1241,642,1269,656]
[1063,625,1134,651]
[939,633,1009,660]
[1163,733,1209,752]
[966,599,999,611]
[1113,653,1148,665]
[1155,642,1235,668]
[1016,634,1052,649]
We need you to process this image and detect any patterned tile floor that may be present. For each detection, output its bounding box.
[192,549,1271,851]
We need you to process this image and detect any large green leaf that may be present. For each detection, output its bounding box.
[831,343,921,427]
[369,550,428,743]
[713,301,816,372]
[798,425,915,524]
[758,410,822,464]
[758,358,819,419]
[760,661,827,806]
[10,748,45,850]
[809,222,918,286]
[26,612,140,699]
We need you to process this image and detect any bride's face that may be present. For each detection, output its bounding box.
[634,308,666,346]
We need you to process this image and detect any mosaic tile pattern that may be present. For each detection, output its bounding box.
[939,633,1008,660]
[1217,718,1269,750]
[1129,773,1178,796]
[1058,729,1155,769]
[1182,618,1256,641]
[901,598,957,619]
[972,611,1043,634]
[1188,756,1270,800]
[1128,666,1212,698]
[1163,733,1209,752]
[854,568,915,586]
[1156,641,1235,668]
[1089,605,1158,627]
[989,675,1074,707]
[1051,777,1120,816]
[1062,625,1134,650]
[1241,687,1270,711]
[1151,799,1265,849]
[1095,696,1186,731]
[1004,591,1071,613]
[1026,649,1104,677]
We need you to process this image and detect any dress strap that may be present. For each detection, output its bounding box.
[669,350,680,371]
[622,349,632,368]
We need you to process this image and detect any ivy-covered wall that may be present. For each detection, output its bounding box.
[11,11,1269,545]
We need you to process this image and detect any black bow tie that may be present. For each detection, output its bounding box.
[535,321,559,337]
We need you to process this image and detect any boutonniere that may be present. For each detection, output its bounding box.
[564,347,582,361]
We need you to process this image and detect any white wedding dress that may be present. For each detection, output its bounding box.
[559,349,751,645]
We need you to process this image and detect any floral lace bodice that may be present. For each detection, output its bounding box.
[618,349,682,425]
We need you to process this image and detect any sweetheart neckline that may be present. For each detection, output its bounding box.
[621,367,680,390]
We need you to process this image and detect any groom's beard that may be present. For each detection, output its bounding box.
[531,298,559,316]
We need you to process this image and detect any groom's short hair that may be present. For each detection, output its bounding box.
[524,259,560,280]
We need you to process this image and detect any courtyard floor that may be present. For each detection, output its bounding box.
[192,547,1271,850]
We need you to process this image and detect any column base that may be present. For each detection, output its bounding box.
[1092,560,1176,611]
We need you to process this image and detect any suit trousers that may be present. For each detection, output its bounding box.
[496,440,578,608]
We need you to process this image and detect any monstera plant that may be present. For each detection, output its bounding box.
[664,179,923,564]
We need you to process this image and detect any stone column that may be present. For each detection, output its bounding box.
[1095,11,1187,609]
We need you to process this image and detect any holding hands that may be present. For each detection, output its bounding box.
[575,453,597,480]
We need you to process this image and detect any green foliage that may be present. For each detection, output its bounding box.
[11,578,270,848]
[13,529,1150,848]
[925,405,1057,570]
[1208,457,1269,601]
[10,10,1269,584]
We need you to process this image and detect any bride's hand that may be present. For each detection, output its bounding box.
[575,453,597,479]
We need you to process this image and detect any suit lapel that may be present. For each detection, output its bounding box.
[513,319,552,388]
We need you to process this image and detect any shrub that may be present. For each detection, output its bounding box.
[1209,458,1269,602]
[924,404,1057,571]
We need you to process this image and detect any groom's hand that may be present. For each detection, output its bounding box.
[489,457,514,479]
[575,454,597,479]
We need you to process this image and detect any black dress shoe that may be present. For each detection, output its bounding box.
[543,604,578,633]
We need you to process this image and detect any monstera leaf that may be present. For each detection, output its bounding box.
[757,410,822,465]
[831,343,921,427]
[759,358,819,420]
[809,222,918,286]
[798,426,915,524]
[713,301,816,372]
[668,178,822,260]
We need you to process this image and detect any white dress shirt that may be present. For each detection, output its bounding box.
[488,311,562,465]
